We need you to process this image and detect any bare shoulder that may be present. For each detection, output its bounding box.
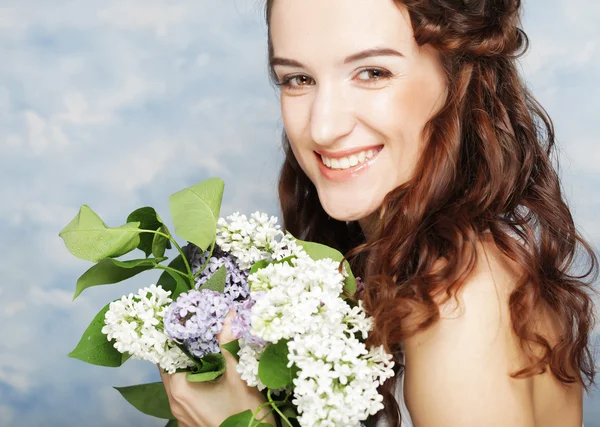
[402,234,580,427]
[405,233,525,352]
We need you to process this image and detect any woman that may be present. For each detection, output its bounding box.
[161,0,598,426]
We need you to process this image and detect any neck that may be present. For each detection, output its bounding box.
[358,211,380,241]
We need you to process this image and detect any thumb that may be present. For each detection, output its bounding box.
[217,307,238,347]
[216,308,246,384]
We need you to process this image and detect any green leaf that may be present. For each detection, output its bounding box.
[219,410,273,427]
[295,239,356,296]
[187,352,226,382]
[73,257,166,300]
[280,406,298,419]
[114,382,174,419]
[197,352,226,373]
[165,420,178,427]
[59,205,142,262]
[169,178,224,251]
[112,257,167,268]
[127,207,166,258]
[152,224,171,258]
[200,265,226,293]
[156,255,190,299]
[221,339,240,362]
[291,363,300,382]
[258,340,293,389]
[249,259,270,276]
[186,370,223,382]
[68,302,129,367]
[274,256,296,266]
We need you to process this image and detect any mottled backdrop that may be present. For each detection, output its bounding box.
[0,0,598,426]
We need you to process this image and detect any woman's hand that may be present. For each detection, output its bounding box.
[160,309,277,427]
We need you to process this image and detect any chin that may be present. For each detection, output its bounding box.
[317,189,381,222]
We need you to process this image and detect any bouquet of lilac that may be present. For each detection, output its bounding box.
[60,178,395,427]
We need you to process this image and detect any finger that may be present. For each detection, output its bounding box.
[168,372,212,427]
[159,365,182,425]
[216,308,238,346]
[169,370,192,391]
[216,309,250,389]
[217,309,242,375]
[158,365,172,397]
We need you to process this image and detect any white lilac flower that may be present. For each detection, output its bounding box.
[101,284,194,374]
[186,244,250,301]
[215,212,307,270]
[163,288,233,359]
[247,257,348,342]
[235,336,268,391]
[235,248,394,426]
[341,299,374,340]
[287,330,395,427]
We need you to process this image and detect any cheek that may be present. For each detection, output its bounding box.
[281,97,309,144]
[367,72,446,156]
[381,84,438,139]
[281,100,314,175]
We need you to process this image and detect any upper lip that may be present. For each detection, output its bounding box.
[315,144,383,159]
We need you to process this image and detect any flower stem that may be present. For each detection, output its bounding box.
[193,240,215,280]
[139,229,193,287]
[267,389,294,427]
[248,400,274,427]
[154,265,189,280]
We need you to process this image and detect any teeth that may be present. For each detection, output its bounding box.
[320,148,380,170]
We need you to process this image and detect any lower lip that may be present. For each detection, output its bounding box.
[316,147,383,183]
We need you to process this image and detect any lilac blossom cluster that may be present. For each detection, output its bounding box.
[215,212,307,270]
[160,237,272,360]
[234,255,396,427]
[163,288,233,358]
[101,284,194,374]
[186,243,250,301]
[161,211,309,359]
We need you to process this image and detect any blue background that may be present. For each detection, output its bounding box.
[0,0,598,425]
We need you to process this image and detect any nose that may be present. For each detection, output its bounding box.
[309,84,355,147]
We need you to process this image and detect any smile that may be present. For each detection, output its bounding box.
[320,146,383,170]
[315,145,384,182]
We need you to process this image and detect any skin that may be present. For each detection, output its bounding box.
[270,0,447,222]
[163,0,583,425]
[403,235,583,427]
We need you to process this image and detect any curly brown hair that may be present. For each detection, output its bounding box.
[263,0,599,425]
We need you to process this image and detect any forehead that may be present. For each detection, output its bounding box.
[270,0,415,63]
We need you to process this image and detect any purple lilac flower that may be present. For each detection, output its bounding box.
[231,299,266,348]
[185,243,250,301]
[186,338,221,358]
[355,276,365,294]
[163,288,233,358]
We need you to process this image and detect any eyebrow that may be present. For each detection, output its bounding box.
[270,47,404,69]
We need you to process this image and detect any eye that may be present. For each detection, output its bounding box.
[275,68,393,92]
[356,68,393,82]
[275,74,315,91]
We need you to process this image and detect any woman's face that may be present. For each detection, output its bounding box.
[270,0,448,221]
